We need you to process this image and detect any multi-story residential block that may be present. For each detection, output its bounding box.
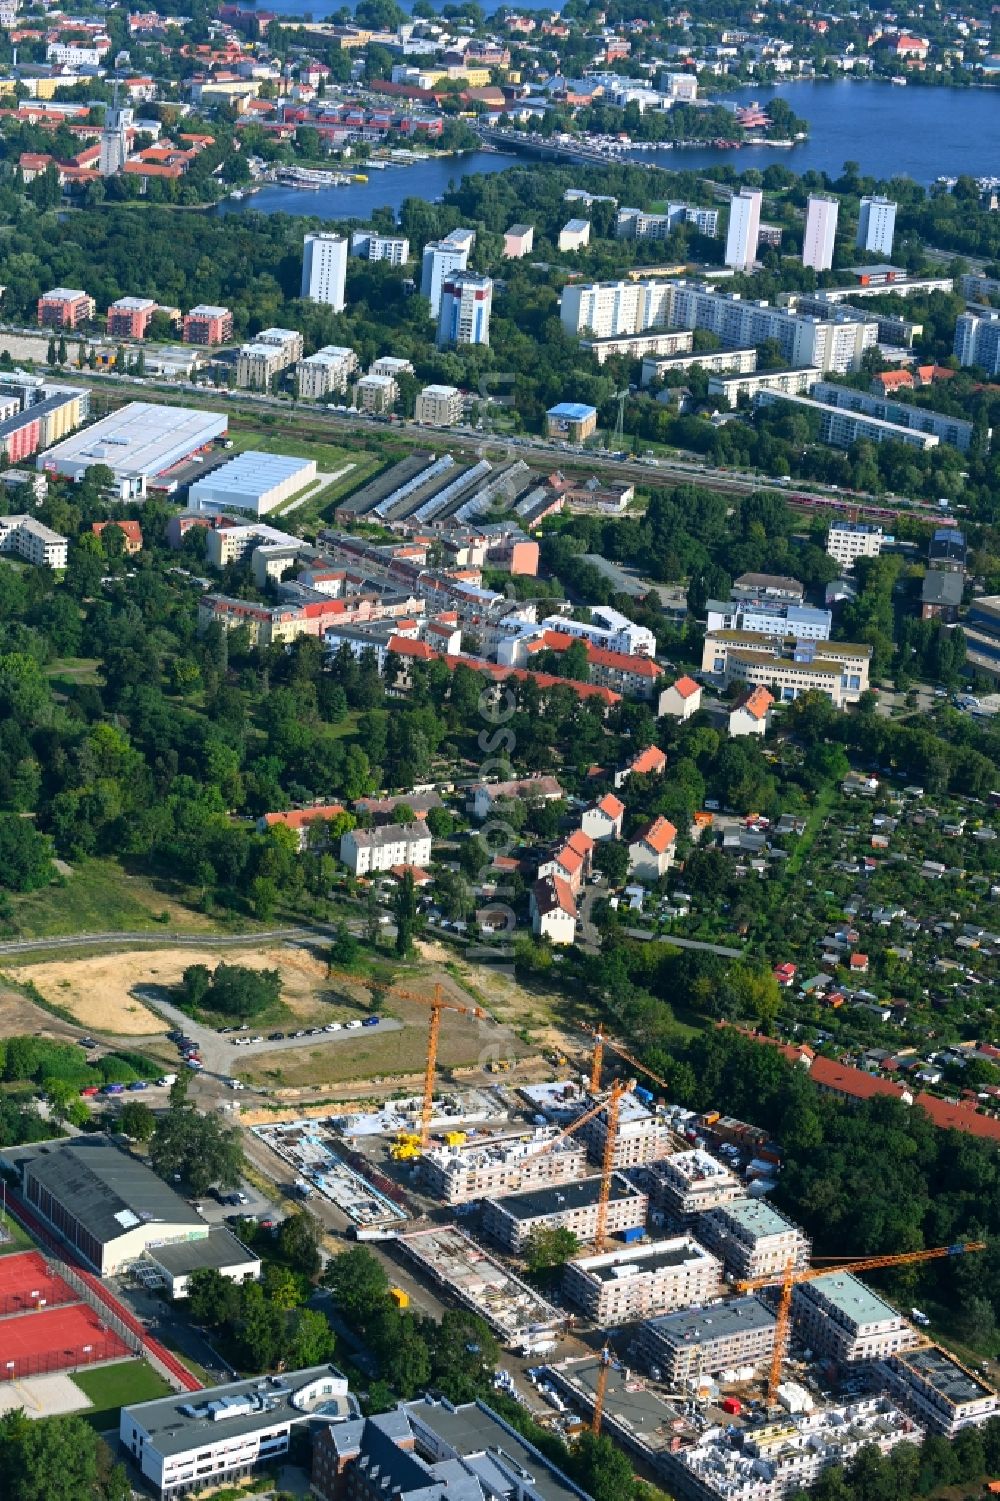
[0,514,67,568]
[236,328,304,390]
[571,1091,674,1169]
[421,228,475,319]
[639,1295,777,1384]
[707,365,820,403]
[559,218,591,253]
[641,1149,742,1225]
[355,372,398,413]
[107,296,157,339]
[421,1129,589,1204]
[581,792,625,842]
[563,1237,723,1324]
[658,674,702,719]
[301,232,348,311]
[561,280,674,340]
[803,195,839,271]
[37,288,95,329]
[705,597,832,641]
[811,380,980,452]
[503,224,534,258]
[755,388,940,450]
[857,196,897,257]
[702,630,872,707]
[339,820,432,876]
[585,328,695,365]
[350,230,409,264]
[641,346,758,386]
[616,203,718,240]
[698,1197,811,1280]
[205,523,301,568]
[182,304,232,345]
[792,1271,922,1363]
[296,345,358,400]
[482,1174,647,1253]
[370,357,414,380]
[881,1346,999,1436]
[415,384,464,426]
[437,274,492,348]
[725,188,762,271]
[826,520,884,569]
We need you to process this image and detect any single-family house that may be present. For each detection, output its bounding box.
[615,743,667,788]
[628,815,678,881]
[728,685,774,738]
[530,875,577,945]
[659,674,702,720]
[581,793,625,841]
[472,775,563,821]
[538,829,594,895]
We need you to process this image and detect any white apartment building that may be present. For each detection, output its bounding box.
[572,1091,674,1169]
[415,384,464,426]
[560,280,674,340]
[708,365,820,403]
[811,380,979,452]
[793,1272,922,1363]
[205,524,300,568]
[295,345,358,400]
[420,229,475,319]
[639,1296,777,1384]
[0,514,67,568]
[641,1149,743,1224]
[857,196,897,257]
[354,373,398,413]
[421,1131,589,1204]
[338,819,431,876]
[826,520,883,569]
[563,1238,723,1324]
[657,281,876,372]
[236,328,304,390]
[481,1174,647,1253]
[755,388,940,448]
[540,606,656,657]
[725,188,762,271]
[437,274,492,348]
[705,599,832,641]
[616,203,719,240]
[954,307,1000,376]
[698,1197,811,1280]
[350,230,410,265]
[584,328,694,365]
[803,195,839,271]
[558,218,591,252]
[641,346,757,386]
[370,356,414,380]
[301,232,348,312]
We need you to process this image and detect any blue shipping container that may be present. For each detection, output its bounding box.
[620,1226,645,1245]
[634,1087,654,1106]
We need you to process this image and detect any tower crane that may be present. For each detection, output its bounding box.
[328,970,485,1148]
[588,1024,671,1098]
[592,1345,613,1435]
[737,1241,987,1403]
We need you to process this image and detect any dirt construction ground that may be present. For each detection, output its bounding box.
[14,944,335,1036]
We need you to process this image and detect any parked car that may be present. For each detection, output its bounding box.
[103,1083,125,1095]
[79,1085,100,1097]
[127,1080,148,1091]
[362,1016,380,1027]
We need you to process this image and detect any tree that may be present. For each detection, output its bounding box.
[330,922,359,967]
[0,816,54,892]
[428,1309,499,1403]
[322,1246,389,1324]
[262,1263,306,1311]
[117,1100,155,1141]
[394,868,418,956]
[285,1306,335,1367]
[278,1211,322,1276]
[235,1280,286,1370]
[0,1409,128,1501]
[187,1268,241,1328]
[523,1226,579,1274]
[593,839,629,887]
[181,963,282,1020]
[149,1108,243,1196]
[570,1432,637,1501]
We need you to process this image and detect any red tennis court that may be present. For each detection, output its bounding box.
[0,1303,129,1381]
[0,1251,76,1317]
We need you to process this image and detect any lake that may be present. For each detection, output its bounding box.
[217,79,1000,227]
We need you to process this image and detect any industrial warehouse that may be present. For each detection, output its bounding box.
[38,401,228,496]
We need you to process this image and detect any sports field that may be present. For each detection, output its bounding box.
[1,1303,130,1380]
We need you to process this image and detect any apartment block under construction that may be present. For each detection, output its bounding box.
[570,1092,674,1170]
[420,1128,588,1205]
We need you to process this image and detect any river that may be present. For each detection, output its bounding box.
[216,78,999,226]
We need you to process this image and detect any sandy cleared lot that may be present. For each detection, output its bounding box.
[18,943,333,1036]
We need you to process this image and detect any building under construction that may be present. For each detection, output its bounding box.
[570,1092,674,1169]
[481,1174,648,1253]
[398,1225,564,1346]
[563,1238,724,1325]
[421,1128,588,1205]
[641,1150,743,1226]
[638,1297,778,1386]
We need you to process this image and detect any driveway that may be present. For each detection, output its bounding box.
[134,987,402,1079]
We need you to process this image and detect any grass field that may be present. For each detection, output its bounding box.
[6,859,217,940]
[71,1360,172,1429]
[0,1214,35,1256]
[225,424,381,527]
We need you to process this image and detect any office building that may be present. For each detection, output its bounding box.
[698,1197,811,1280]
[482,1175,647,1253]
[189,453,316,517]
[725,188,762,271]
[236,327,304,390]
[355,372,398,413]
[803,195,839,271]
[301,232,348,311]
[37,288,95,329]
[437,273,492,348]
[955,306,1000,376]
[350,229,409,265]
[705,596,831,641]
[755,389,940,450]
[702,630,872,707]
[882,1346,998,1437]
[339,819,431,876]
[810,380,980,452]
[504,224,534,258]
[421,1129,589,1205]
[107,296,157,339]
[641,1149,742,1224]
[563,1237,723,1324]
[99,104,132,176]
[296,345,358,400]
[857,196,897,258]
[639,1296,777,1384]
[39,401,227,499]
[826,520,884,569]
[792,1271,922,1363]
[421,229,475,319]
[312,1398,591,1501]
[121,1366,357,1498]
[415,384,464,426]
[0,514,67,568]
[182,304,232,345]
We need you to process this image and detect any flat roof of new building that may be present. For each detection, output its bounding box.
[18,1137,200,1245]
[707,1196,802,1240]
[111,296,156,310]
[487,1174,641,1221]
[404,1398,591,1501]
[799,1270,901,1326]
[40,402,227,480]
[124,1365,357,1456]
[894,1345,995,1405]
[544,1358,693,1454]
[187,304,230,317]
[547,402,597,421]
[147,1226,259,1277]
[572,1237,711,1283]
[643,1294,776,1343]
[189,452,314,504]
